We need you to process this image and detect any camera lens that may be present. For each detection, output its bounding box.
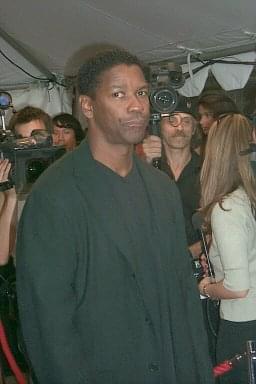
[150,87,178,114]
[26,159,49,184]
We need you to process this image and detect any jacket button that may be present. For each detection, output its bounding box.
[148,362,159,372]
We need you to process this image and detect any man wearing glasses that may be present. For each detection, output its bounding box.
[142,96,201,258]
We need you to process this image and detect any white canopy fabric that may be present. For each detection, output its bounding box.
[2,84,72,126]
[180,51,256,97]
[0,0,255,109]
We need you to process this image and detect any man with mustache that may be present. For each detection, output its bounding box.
[16,49,213,384]
[142,98,221,365]
[142,97,201,257]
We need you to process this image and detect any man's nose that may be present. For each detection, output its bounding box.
[200,115,206,125]
[128,95,145,112]
[176,121,184,130]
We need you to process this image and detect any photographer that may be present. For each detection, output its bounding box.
[0,105,55,378]
[0,106,54,262]
[141,96,202,257]
[198,114,256,384]
[140,97,220,364]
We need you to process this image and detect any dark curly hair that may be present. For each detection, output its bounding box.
[197,90,239,118]
[52,113,85,144]
[8,106,53,135]
[77,48,150,97]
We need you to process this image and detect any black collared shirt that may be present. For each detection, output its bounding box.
[161,151,201,245]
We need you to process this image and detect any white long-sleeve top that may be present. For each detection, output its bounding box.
[210,187,256,321]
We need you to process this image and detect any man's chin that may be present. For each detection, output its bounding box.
[127,130,147,145]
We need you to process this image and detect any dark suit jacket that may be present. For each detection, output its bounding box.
[16,140,214,384]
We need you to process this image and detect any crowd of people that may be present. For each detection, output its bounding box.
[0,47,255,384]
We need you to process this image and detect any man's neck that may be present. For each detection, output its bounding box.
[88,137,134,177]
[163,144,192,181]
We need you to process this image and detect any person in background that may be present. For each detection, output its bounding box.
[0,105,52,379]
[140,97,202,257]
[197,90,239,136]
[52,113,85,151]
[16,48,214,384]
[0,105,53,264]
[8,105,53,138]
[198,114,256,384]
[0,159,17,265]
[197,90,239,157]
[140,97,219,363]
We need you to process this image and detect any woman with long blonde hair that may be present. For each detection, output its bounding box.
[198,114,256,384]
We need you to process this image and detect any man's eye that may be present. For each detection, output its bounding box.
[137,90,149,97]
[113,92,124,98]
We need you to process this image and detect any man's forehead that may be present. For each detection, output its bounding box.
[171,112,193,118]
[15,119,46,135]
[98,64,147,86]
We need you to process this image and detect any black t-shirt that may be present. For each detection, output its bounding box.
[93,159,176,377]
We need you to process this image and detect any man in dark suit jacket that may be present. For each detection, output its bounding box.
[16,48,214,384]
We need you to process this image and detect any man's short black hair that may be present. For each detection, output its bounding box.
[77,48,150,97]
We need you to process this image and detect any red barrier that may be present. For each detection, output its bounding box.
[0,320,27,384]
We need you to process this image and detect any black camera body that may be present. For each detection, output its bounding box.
[149,63,185,116]
[191,258,205,282]
[149,63,186,136]
[0,130,65,193]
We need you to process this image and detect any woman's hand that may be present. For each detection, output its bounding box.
[198,276,214,296]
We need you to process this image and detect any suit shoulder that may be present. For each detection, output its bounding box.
[29,146,87,206]
[135,155,176,187]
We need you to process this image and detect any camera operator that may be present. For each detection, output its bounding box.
[140,97,221,364]
[8,105,53,139]
[0,105,54,262]
[141,96,202,258]
[0,105,55,379]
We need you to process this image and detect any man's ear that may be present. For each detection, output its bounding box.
[79,95,94,119]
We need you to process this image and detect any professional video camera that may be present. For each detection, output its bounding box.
[150,62,185,116]
[148,63,185,167]
[149,62,185,131]
[0,91,65,193]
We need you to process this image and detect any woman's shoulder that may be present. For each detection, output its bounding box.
[212,188,250,218]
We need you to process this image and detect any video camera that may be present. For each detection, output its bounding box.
[149,62,185,135]
[0,91,65,193]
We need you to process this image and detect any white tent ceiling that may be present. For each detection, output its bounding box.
[0,0,255,111]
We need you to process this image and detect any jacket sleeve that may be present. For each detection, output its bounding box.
[16,189,89,384]
[211,198,250,291]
